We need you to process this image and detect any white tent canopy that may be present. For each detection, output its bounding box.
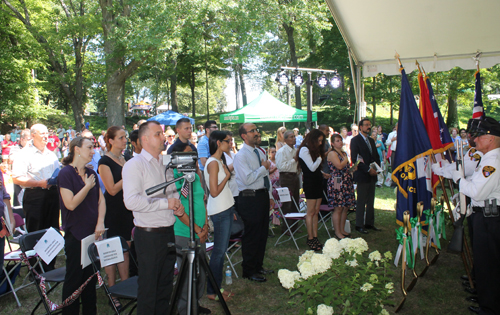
[325,0,500,77]
[324,0,500,121]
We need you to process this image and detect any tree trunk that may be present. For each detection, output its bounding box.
[389,79,394,126]
[190,68,196,118]
[283,22,301,109]
[234,64,240,109]
[238,63,247,106]
[170,59,178,112]
[446,92,459,128]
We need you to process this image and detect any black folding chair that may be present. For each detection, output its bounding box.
[88,236,138,314]
[19,229,66,315]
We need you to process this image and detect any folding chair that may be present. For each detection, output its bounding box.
[205,233,242,279]
[6,213,27,251]
[19,229,66,314]
[318,191,334,237]
[273,187,307,250]
[0,246,37,307]
[88,236,138,314]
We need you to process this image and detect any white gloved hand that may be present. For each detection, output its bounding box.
[431,163,443,176]
[452,164,463,183]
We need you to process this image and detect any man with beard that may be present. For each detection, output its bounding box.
[234,123,275,282]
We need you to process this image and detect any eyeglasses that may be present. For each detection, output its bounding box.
[247,128,260,133]
[221,139,230,144]
[167,135,175,138]
[210,126,218,130]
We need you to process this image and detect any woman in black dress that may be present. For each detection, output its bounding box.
[295,129,325,251]
[98,126,133,310]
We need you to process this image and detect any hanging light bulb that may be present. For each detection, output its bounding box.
[292,71,304,87]
[330,73,341,89]
[316,73,328,88]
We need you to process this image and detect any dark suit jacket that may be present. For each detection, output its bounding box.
[350,134,380,183]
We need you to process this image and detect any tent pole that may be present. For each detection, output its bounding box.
[356,65,363,123]
[306,72,313,130]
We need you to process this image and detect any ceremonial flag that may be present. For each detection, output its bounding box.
[393,68,433,225]
[473,70,484,119]
[426,76,454,149]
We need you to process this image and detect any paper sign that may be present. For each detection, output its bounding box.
[81,233,95,268]
[276,188,291,202]
[95,237,124,268]
[33,227,64,265]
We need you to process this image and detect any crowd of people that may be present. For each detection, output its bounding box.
[4,115,498,315]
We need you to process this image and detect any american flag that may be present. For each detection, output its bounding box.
[180,180,189,198]
[473,70,485,119]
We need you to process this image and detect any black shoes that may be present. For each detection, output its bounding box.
[198,306,212,314]
[468,306,480,313]
[243,273,267,282]
[365,225,382,231]
[259,268,274,275]
[464,287,477,295]
[466,296,478,304]
[355,227,368,234]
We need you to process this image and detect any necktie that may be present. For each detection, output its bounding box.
[365,137,372,154]
[254,148,271,191]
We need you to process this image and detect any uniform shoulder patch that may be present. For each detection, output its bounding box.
[482,166,496,178]
[468,148,477,157]
[473,153,482,161]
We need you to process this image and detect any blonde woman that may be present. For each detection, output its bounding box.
[276,127,287,151]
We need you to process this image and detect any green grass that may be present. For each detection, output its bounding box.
[0,186,471,314]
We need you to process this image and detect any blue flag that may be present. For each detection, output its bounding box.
[393,68,433,224]
[473,70,484,119]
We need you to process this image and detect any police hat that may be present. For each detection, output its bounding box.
[471,116,500,137]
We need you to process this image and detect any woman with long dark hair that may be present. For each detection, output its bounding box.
[327,134,356,239]
[204,130,234,301]
[98,126,133,310]
[295,129,325,251]
[58,137,106,314]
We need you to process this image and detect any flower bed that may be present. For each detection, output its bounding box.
[278,237,394,315]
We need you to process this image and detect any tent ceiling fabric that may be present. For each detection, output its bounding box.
[325,0,500,77]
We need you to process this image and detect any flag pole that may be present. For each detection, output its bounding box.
[406,202,423,292]
[395,211,410,313]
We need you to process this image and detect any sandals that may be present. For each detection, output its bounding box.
[207,288,234,302]
[306,238,323,251]
[109,296,122,311]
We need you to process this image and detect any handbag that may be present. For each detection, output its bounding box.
[0,216,10,238]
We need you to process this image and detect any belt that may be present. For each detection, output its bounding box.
[135,226,173,233]
[280,172,298,175]
[241,188,267,193]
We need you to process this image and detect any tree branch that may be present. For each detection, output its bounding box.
[59,0,71,18]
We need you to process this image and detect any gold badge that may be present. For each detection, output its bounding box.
[482,166,496,178]
[473,153,482,161]
[468,148,477,157]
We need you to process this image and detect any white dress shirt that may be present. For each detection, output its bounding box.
[386,130,397,151]
[298,147,322,172]
[233,143,272,198]
[275,144,298,173]
[122,149,178,227]
[12,145,60,188]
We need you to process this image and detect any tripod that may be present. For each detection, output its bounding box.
[146,171,231,315]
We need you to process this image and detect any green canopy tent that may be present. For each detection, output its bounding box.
[220,91,317,124]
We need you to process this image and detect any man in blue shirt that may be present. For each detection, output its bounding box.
[197,120,218,171]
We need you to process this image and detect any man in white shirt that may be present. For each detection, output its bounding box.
[276,131,300,233]
[234,123,275,282]
[345,124,359,159]
[98,130,106,155]
[122,121,187,314]
[385,123,398,172]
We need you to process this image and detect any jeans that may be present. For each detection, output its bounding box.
[207,207,233,295]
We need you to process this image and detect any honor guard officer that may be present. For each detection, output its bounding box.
[452,117,500,315]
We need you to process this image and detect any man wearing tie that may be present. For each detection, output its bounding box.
[350,119,381,234]
[234,123,275,282]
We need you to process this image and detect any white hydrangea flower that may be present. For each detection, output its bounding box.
[317,304,334,315]
[299,250,315,264]
[345,259,358,267]
[360,283,374,292]
[369,274,378,283]
[384,251,393,260]
[385,282,394,290]
[323,238,344,259]
[311,253,332,274]
[380,309,389,315]
[368,250,382,262]
[339,237,368,255]
[298,261,316,279]
[352,238,369,254]
[278,269,301,289]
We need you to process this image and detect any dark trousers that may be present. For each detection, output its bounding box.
[237,190,270,277]
[62,231,97,315]
[355,177,376,227]
[135,227,176,315]
[23,188,59,233]
[23,188,59,271]
[13,184,22,207]
[175,236,207,315]
[472,213,500,314]
[279,173,300,232]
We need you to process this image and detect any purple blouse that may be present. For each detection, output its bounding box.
[58,165,100,241]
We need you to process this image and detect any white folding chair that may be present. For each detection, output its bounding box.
[273,188,307,250]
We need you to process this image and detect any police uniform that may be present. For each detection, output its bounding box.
[455,119,500,315]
